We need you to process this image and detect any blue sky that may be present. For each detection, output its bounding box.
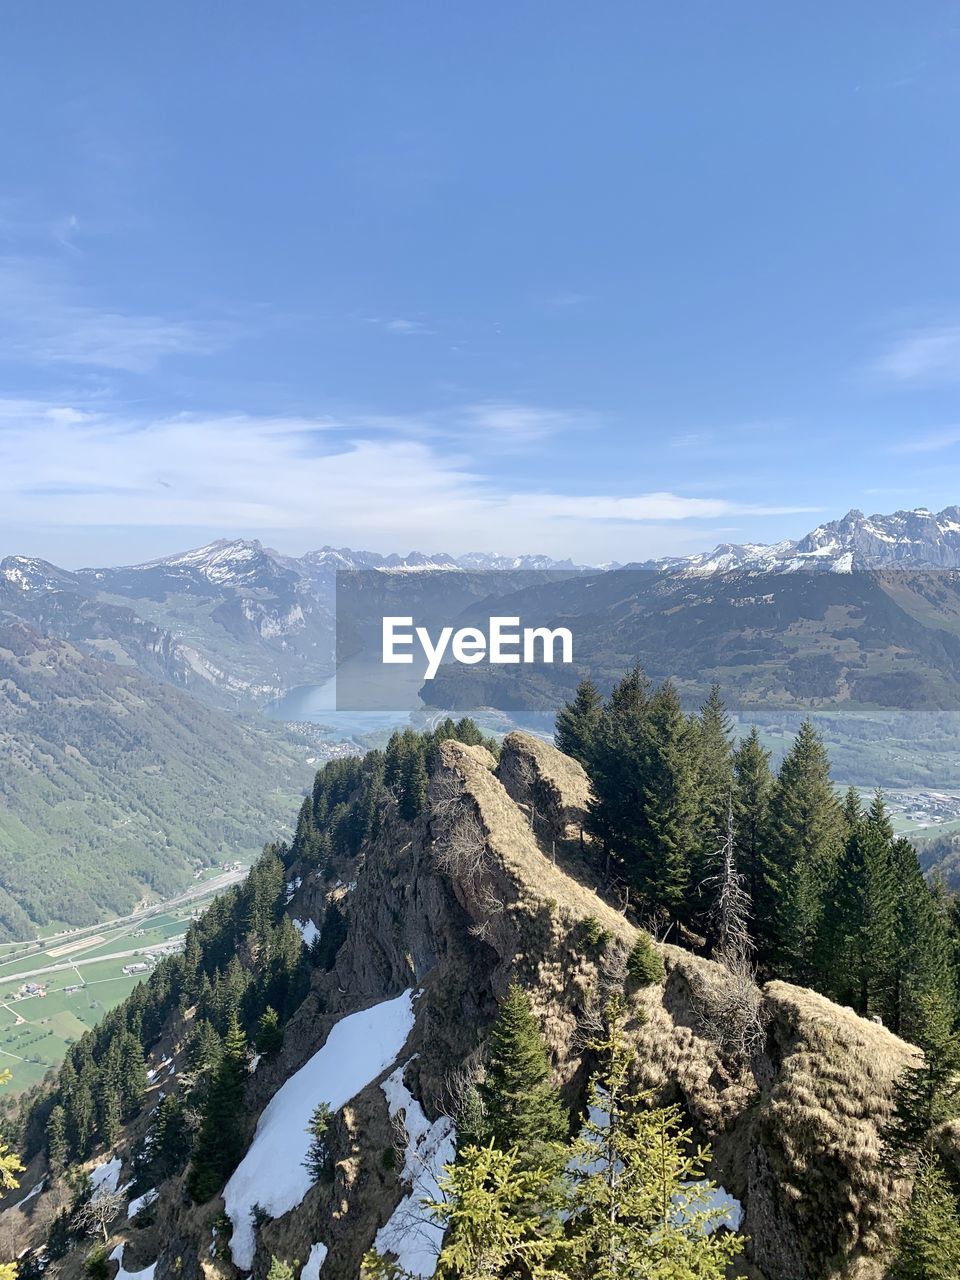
[3,2,960,565]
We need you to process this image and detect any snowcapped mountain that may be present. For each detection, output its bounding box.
[646,506,960,574]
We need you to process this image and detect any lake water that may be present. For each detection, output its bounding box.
[263,676,423,741]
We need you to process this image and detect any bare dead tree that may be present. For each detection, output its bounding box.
[692,801,767,1065]
[704,799,754,964]
[73,1188,125,1242]
[576,938,631,1051]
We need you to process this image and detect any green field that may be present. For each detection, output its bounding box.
[0,883,239,1093]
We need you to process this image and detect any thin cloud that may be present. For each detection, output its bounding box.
[887,426,960,455]
[0,257,243,373]
[875,325,960,384]
[365,316,435,336]
[0,398,815,561]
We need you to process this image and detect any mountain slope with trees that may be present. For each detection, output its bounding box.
[2,693,958,1279]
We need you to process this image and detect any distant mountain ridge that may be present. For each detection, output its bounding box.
[644,505,960,574]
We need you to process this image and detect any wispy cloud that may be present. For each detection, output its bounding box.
[365,316,435,336]
[0,398,815,561]
[887,426,960,454]
[874,325,960,384]
[0,257,243,373]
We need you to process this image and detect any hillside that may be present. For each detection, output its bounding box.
[2,725,946,1280]
[0,622,312,936]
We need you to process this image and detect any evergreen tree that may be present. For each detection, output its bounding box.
[187,1015,249,1202]
[150,1093,190,1182]
[46,1103,68,1175]
[890,839,957,1041]
[884,990,960,1165]
[266,1260,296,1280]
[889,1154,960,1280]
[555,678,604,768]
[477,983,567,1162]
[399,748,428,821]
[634,682,701,922]
[816,793,897,1018]
[732,727,773,946]
[256,1006,284,1056]
[304,1102,334,1182]
[695,686,735,885]
[362,1144,560,1280]
[762,720,842,979]
[560,1013,743,1280]
[585,666,651,872]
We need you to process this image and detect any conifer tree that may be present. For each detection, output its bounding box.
[46,1103,68,1175]
[304,1102,334,1182]
[817,792,897,1018]
[150,1093,190,1182]
[889,839,957,1040]
[634,682,701,922]
[399,748,428,821]
[888,1154,960,1280]
[361,1144,561,1280]
[555,678,604,768]
[266,1260,296,1280]
[883,990,960,1165]
[585,666,650,872]
[762,720,842,978]
[256,1006,284,1056]
[695,686,735,882]
[477,983,566,1162]
[561,1009,743,1280]
[187,1015,249,1202]
[732,726,772,944]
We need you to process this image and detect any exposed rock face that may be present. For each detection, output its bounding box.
[11,736,920,1280]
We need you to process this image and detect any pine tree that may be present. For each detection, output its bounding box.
[816,793,897,1018]
[695,686,735,886]
[889,1154,960,1280]
[478,983,567,1162]
[150,1093,190,1181]
[561,1015,743,1280]
[762,720,842,979]
[585,666,651,873]
[362,1144,561,1280]
[634,682,701,922]
[883,990,960,1165]
[266,1259,296,1280]
[732,726,772,946]
[890,838,957,1041]
[555,678,604,768]
[256,1006,284,1056]
[398,748,428,821]
[304,1102,334,1182]
[187,1015,249,1202]
[46,1103,68,1175]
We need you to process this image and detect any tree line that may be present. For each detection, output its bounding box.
[556,669,958,1043]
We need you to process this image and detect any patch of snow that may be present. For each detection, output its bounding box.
[285,877,302,904]
[293,918,320,947]
[223,991,417,1270]
[127,1189,158,1219]
[300,1242,328,1280]
[374,1062,456,1277]
[90,1157,122,1199]
[109,1245,156,1280]
[248,1053,262,1074]
[13,1179,45,1209]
